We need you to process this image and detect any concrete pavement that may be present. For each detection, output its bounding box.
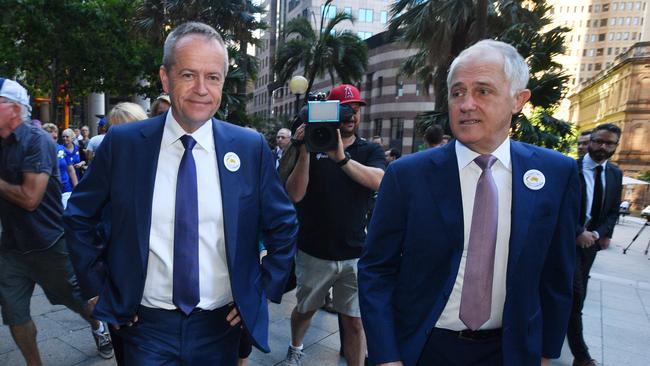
[1,217,649,365]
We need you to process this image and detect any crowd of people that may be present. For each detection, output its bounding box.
[0,21,624,366]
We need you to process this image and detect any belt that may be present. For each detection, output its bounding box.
[437,327,502,341]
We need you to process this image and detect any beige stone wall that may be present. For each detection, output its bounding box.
[568,42,650,208]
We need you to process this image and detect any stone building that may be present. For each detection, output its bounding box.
[568,41,650,208]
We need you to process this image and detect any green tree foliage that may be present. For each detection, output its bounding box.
[273,0,368,101]
[134,0,265,124]
[0,0,154,123]
[638,171,650,183]
[392,0,573,151]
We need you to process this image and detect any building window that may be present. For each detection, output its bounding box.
[344,7,352,15]
[396,76,404,97]
[610,17,616,25]
[633,17,639,24]
[595,4,601,12]
[638,1,643,10]
[390,118,404,149]
[627,1,633,10]
[626,17,632,25]
[609,32,615,40]
[581,63,585,71]
[618,17,624,25]
[359,8,373,23]
[599,33,606,41]
[596,48,604,56]
[583,49,587,56]
[608,47,613,55]
[603,3,610,11]
[373,119,383,137]
[591,34,597,42]
[320,5,337,19]
[357,31,372,40]
[616,32,622,40]
[377,77,383,97]
[380,11,388,24]
[588,63,593,71]
[600,18,608,26]
[615,47,620,54]
[587,19,591,27]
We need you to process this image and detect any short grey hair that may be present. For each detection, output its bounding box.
[447,39,530,96]
[162,22,229,76]
[19,103,31,123]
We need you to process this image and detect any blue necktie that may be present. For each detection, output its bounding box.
[173,135,200,315]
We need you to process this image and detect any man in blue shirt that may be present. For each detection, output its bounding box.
[0,78,114,364]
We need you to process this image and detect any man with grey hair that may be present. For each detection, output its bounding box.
[274,127,291,168]
[0,77,115,364]
[359,39,579,366]
[64,22,297,365]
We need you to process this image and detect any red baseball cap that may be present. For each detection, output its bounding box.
[327,84,366,106]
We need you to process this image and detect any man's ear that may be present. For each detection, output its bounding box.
[512,89,531,114]
[159,65,170,94]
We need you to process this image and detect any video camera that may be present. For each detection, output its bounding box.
[297,92,354,152]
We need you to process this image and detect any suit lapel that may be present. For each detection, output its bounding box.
[134,115,165,270]
[507,141,537,275]
[430,143,464,249]
[212,119,239,270]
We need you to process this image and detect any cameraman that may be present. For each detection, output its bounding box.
[284,84,385,366]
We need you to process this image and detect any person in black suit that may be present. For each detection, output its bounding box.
[568,123,623,366]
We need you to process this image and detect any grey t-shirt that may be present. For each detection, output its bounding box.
[86,134,105,153]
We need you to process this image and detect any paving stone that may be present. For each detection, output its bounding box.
[45,307,91,331]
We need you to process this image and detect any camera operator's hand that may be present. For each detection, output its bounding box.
[293,124,306,142]
[327,129,346,162]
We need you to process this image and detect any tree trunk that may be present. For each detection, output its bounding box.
[475,0,488,41]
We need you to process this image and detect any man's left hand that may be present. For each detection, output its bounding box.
[326,129,345,162]
[226,305,241,327]
[541,357,550,366]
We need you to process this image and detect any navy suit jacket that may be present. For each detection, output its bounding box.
[577,156,622,239]
[358,141,579,366]
[63,114,298,352]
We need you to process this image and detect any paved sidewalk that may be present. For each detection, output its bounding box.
[1,217,648,365]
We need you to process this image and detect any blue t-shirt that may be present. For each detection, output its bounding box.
[56,144,73,193]
[0,123,64,253]
[63,144,81,178]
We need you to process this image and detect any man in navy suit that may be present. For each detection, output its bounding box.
[568,123,623,366]
[358,40,579,366]
[64,22,298,365]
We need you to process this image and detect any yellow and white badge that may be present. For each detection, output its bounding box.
[523,169,545,190]
[223,152,241,172]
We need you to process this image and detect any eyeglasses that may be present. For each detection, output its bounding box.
[590,139,618,147]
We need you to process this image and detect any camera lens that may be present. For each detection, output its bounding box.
[312,126,333,148]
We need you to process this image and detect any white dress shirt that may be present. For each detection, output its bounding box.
[582,153,607,225]
[141,110,232,310]
[436,139,513,331]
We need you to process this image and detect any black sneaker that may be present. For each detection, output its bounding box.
[92,322,114,359]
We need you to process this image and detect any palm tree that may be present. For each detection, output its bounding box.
[391,0,573,151]
[273,0,368,100]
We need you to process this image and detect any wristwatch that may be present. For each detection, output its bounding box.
[337,152,351,167]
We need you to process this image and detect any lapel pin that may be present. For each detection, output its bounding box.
[224,152,241,172]
[523,169,545,190]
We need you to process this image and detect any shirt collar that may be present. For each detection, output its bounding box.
[583,153,607,170]
[455,138,511,171]
[163,107,214,152]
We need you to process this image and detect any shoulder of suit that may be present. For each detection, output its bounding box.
[513,140,574,165]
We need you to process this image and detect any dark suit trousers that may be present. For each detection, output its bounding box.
[417,328,502,366]
[118,305,241,366]
[567,245,599,361]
